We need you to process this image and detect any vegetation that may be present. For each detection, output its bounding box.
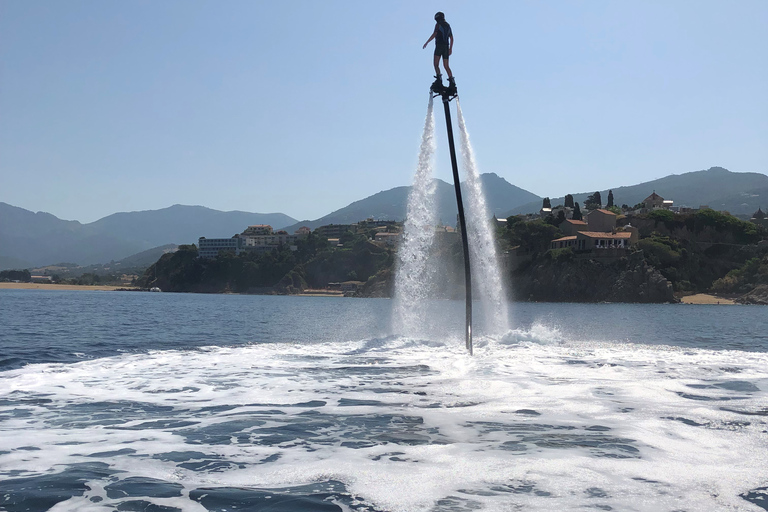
[572,202,583,220]
[132,203,766,302]
[136,233,393,294]
[712,255,768,294]
[502,217,561,254]
[0,269,31,282]
[585,191,602,210]
[629,209,766,292]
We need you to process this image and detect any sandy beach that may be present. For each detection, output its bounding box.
[679,293,736,305]
[0,282,137,292]
[298,289,345,297]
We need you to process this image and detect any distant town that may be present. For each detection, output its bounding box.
[3,186,767,304]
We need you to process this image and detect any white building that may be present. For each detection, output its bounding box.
[198,237,244,259]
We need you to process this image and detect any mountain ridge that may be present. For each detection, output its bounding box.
[0,203,298,269]
[2,167,766,269]
[505,167,768,217]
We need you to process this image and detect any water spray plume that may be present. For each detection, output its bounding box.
[456,99,510,334]
[393,95,437,337]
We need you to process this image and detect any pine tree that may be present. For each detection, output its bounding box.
[585,191,602,210]
[542,197,551,209]
[564,194,574,208]
[607,190,614,208]
[573,202,583,220]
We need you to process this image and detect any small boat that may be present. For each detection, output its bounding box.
[150,287,162,292]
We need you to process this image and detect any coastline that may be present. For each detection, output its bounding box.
[0,283,744,304]
[0,283,138,292]
[679,293,736,305]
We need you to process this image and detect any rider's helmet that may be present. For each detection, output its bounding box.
[434,12,445,21]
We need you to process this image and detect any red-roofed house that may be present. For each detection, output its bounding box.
[561,219,588,236]
[586,209,617,232]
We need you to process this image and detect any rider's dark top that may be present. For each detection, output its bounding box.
[435,21,452,46]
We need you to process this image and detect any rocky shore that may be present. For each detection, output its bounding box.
[511,252,677,303]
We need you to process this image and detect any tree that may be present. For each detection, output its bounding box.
[564,194,574,208]
[585,191,602,210]
[0,269,31,282]
[542,197,551,209]
[572,202,583,220]
[555,209,566,226]
[607,190,614,208]
[503,219,561,254]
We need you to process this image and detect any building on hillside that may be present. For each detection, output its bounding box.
[198,236,244,259]
[374,232,401,247]
[30,275,53,283]
[358,218,398,230]
[561,219,588,236]
[242,225,273,236]
[750,207,768,228]
[551,206,573,220]
[242,231,305,251]
[539,207,552,218]
[340,281,365,295]
[492,215,507,228]
[643,192,665,209]
[550,236,577,250]
[315,224,354,239]
[586,209,617,232]
[550,227,638,259]
[575,231,633,251]
[295,226,312,236]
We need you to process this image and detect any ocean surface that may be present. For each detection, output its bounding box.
[0,289,767,511]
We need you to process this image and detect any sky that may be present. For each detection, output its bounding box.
[1,1,766,223]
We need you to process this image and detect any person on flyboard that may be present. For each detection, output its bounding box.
[423,11,455,94]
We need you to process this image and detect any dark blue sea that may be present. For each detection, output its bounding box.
[1,289,767,511]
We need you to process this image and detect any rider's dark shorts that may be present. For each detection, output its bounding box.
[434,44,449,59]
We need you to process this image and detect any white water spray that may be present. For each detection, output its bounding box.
[393,95,437,336]
[456,99,510,334]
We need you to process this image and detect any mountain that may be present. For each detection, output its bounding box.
[88,205,296,248]
[504,167,768,217]
[0,203,297,269]
[282,173,541,232]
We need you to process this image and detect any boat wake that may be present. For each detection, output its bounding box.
[1,334,767,511]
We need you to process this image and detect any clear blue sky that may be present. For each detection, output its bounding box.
[2,0,766,223]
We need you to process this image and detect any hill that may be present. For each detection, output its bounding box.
[505,167,768,217]
[0,203,297,269]
[283,173,540,232]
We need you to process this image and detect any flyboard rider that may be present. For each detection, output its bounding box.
[422,11,455,93]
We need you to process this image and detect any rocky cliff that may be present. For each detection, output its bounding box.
[511,251,677,303]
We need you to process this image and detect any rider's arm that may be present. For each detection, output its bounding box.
[422,24,438,49]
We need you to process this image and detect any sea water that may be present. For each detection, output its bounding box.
[1,290,767,511]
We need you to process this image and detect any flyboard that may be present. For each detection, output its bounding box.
[430,79,473,355]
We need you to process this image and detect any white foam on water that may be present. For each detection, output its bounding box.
[455,100,509,335]
[393,94,438,338]
[2,336,767,511]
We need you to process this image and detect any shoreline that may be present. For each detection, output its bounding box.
[0,283,744,304]
[678,293,737,305]
[0,283,138,292]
